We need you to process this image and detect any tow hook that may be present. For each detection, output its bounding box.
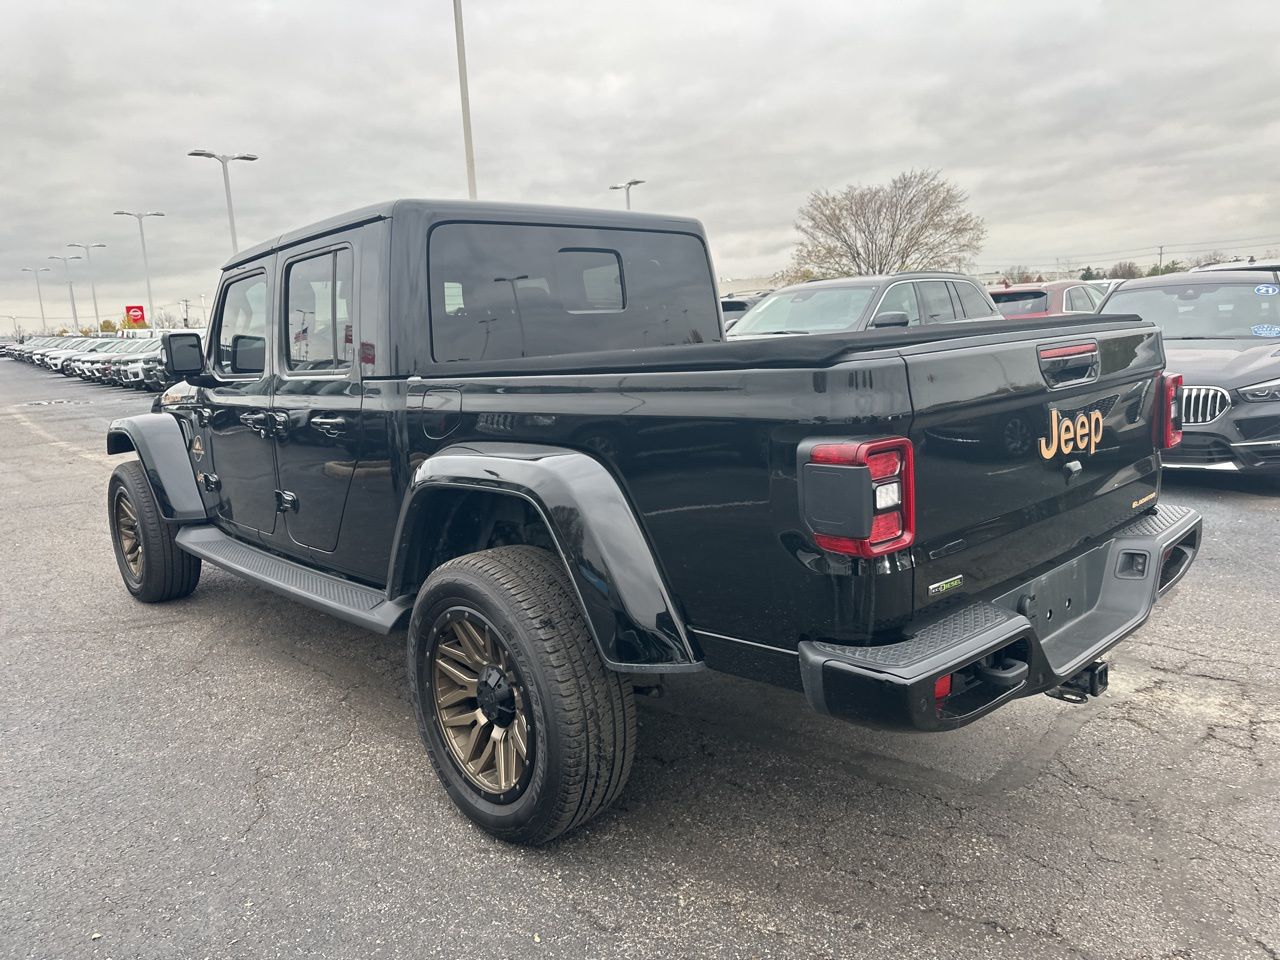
[1046,661,1109,704]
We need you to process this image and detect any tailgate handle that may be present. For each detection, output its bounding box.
[1038,340,1099,388]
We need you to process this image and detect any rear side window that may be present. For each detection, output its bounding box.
[1066,286,1095,312]
[214,272,269,375]
[918,281,957,323]
[285,249,354,372]
[955,282,993,319]
[429,223,719,362]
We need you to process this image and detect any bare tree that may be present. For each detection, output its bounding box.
[1107,261,1143,279]
[783,169,986,280]
[1189,251,1230,268]
[1004,265,1036,283]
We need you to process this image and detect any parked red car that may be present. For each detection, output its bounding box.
[987,280,1104,319]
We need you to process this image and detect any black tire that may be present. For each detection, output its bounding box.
[107,460,201,602]
[408,545,636,845]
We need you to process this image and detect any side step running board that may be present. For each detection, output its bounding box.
[175,525,413,634]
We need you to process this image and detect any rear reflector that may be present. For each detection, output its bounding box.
[934,674,952,700]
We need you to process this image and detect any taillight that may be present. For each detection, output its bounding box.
[1155,372,1183,450]
[809,437,915,558]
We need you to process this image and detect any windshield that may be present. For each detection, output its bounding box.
[991,291,1050,316]
[1104,282,1280,339]
[730,285,878,336]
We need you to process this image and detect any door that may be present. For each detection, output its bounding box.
[271,245,363,553]
[203,264,279,536]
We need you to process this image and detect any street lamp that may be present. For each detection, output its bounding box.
[451,0,478,199]
[187,149,258,252]
[20,266,51,331]
[48,255,83,328]
[609,178,645,210]
[67,242,106,329]
[114,210,164,326]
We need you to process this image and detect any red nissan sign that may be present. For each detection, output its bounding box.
[124,305,146,326]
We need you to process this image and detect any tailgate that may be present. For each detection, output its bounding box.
[903,325,1165,614]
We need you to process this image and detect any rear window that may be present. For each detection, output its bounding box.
[1104,282,1280,340]
[428,223,719,362]
[992,290,1050,316]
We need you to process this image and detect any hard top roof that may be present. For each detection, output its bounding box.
[225,199,707,270]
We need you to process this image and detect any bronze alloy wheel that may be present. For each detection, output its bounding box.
[113,489,143,580]
[430,608,533,798]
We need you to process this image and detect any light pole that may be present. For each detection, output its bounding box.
[48,255,83,329]
[452,0,478,199]
[114,210,164,326]
[187,149,258,252]
[20,266,51,332]
[609,178,645,210]
[67,242,106,329]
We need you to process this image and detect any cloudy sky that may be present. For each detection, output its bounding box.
[2,0,1277,334]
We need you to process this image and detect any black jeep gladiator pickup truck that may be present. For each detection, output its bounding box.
[105,200,1201,844]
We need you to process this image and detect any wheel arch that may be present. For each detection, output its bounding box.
[105,414,208,523]
[389,442,701,673]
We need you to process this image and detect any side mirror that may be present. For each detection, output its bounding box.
[871,311,910,329]
[163,331,206,381]
[230,334,265,374]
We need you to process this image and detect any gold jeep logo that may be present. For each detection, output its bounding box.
[1039,408,1104,459]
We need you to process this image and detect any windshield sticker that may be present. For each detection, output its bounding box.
[1256,283,1279,296]
[1252,324,1280,338]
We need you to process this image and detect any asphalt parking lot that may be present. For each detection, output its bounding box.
[2,365,1278,960]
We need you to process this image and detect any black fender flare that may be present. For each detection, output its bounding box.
[389,442,701,673]
[106,414,209,523]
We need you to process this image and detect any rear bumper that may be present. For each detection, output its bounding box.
[799,504,1202,731]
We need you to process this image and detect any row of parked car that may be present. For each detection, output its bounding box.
[1,333,198,391]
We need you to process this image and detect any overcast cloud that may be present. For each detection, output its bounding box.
[2,0,1277,333]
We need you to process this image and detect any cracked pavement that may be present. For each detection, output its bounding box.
[1,365,1278,960]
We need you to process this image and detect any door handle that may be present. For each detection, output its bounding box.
[238,411,271,438]
[309,415,348,437]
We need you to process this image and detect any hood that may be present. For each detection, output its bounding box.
[1163,337,1280,390]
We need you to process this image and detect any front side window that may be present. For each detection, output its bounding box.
[918,281,957,323]
[285,249,354,372]
[873,282,922,325]
[429,223,719,362]
[214,272,268,375]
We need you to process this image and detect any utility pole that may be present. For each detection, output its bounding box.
[178,298,191,328]
[1157,245,1164,270]
[452,0,478,199]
